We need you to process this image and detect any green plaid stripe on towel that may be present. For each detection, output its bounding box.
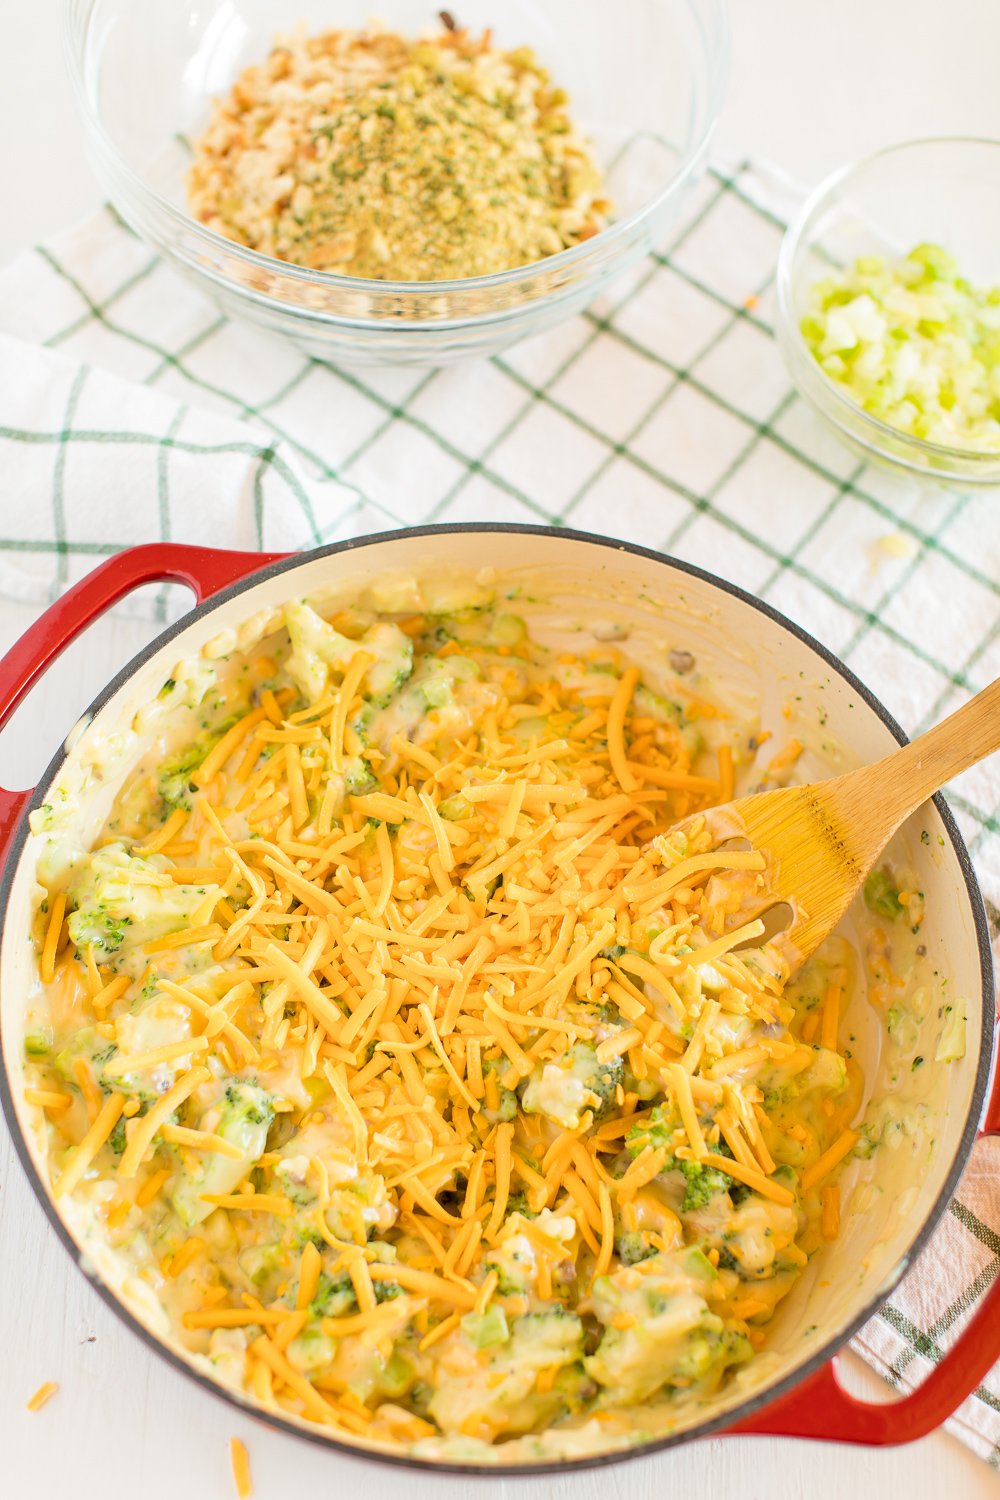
[1,158,999,1460]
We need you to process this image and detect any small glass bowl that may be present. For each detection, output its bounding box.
[64,0,728,367]
[776,138,1000,487]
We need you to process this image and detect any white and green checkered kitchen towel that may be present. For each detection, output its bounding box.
[1,158,1000,1462]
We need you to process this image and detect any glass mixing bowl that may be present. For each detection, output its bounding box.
[64,0,729,367]
[777,138,1000,487]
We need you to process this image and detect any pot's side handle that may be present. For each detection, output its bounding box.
[730,1104,1000,1445]
[0,543,286,856]
[979,1022,1000,1135]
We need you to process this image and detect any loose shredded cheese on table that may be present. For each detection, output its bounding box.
[230,1437,253,1500]
[26,1381,58,1412]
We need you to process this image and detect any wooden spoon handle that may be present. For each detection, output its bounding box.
[871,674,1000,822]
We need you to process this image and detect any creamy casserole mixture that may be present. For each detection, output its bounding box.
[22,577,960,1460]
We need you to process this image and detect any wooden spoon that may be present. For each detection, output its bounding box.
[672,677,1000,968]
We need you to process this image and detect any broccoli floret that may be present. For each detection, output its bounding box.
[522,1042,623,1129]
[309,1271,357,1319]
[482,1057,518,1123]
[344,756,378,796]
[292,1226,325,1250]
[224,1082,273,1127]
[222,1083,274,1136]
[156,713,241,809]
[350,703,377,747]
[625,1109,738,1211]
[374,1279,404,1303]
[108,1113,128,1155]
[592,1000,622,1030]
[676,1158,734,1212]
[66,842,212,964]
[67,906,132,960]
[157,744,204,812]
[626,1104,677,1157]
[572,1043,623,1124]
[503,1191,539,1221]
[615,1232,657,1266]
[864,868,903,920]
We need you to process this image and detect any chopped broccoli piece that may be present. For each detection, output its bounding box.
[53,1028,116,1089]
[864,869,903,920]
[283,600,413,707]
[571,1042,623,1124]
[522,1041,623,1129]
[363,622,414,706]
[626,1104,676,1157]
[626,1109,736,1211]
[482,1057,518,1123]
[108,1114,128,1155]
[343,757,378,796]
[350,702,377,746]
[309,1271,357,1319]
[157,744,204,811]
[374,1278,404,1303]
[171,1082,274,1227]
[676,1158,735,1212]
[502,1190,539,1221]
[225,1082,272,1126]
[67,906,132,960]
[66,842,212,963]
[633,684,683,724]
[615,1232,657,1266]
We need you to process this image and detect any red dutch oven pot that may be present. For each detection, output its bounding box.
[0,531,998,1471]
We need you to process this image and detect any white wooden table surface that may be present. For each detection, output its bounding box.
[1,2,997,1495]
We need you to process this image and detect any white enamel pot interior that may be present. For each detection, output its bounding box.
[0,525,993,1473]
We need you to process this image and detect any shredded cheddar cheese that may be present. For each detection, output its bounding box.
[26,1381,59,1413]
[229,1436,253,1499]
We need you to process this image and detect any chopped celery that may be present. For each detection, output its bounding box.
[438,794,472,820]
[461,1306,510,1348]
[801,243,1000,452]
[935,999,967,1063]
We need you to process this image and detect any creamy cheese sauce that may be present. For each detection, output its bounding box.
[20,576,965,1463]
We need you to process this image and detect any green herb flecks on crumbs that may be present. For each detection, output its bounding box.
[187,22,611,282]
